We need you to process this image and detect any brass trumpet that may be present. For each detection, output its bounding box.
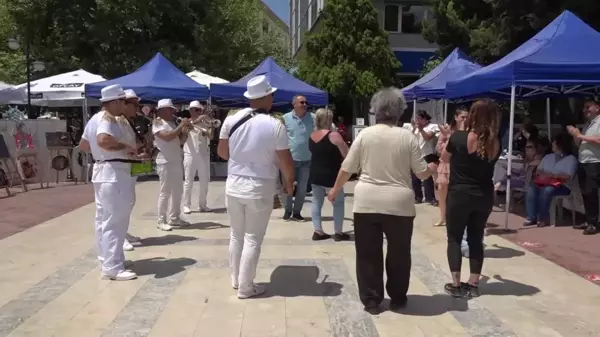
[176,115,222,138]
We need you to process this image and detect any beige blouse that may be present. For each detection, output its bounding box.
[342,124,427,217]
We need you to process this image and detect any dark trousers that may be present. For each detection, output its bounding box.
[411,173,436,202]
[446,190,493,274]
[354,213,414,307]
[578,163,600,225]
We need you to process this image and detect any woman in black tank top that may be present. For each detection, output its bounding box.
[442,99,501,299]
[309,109,350,241]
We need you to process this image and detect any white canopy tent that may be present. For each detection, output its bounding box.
[186,70,228,87]
[0,82,26,104]
[13,69,105,107]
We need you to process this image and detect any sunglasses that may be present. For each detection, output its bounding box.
[298,101,307,105]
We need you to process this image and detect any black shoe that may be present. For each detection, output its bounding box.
[427,199,439,206]
[283,212,292,221]
[523,220,537,226]
[363,303,381,315]
[389,297,408,312]
[583,225,599,235]
[333,232,351,241]
[312,232,331,241]
[414,199,423,204]
[574,222,589,230]
[444,283,464,298]
[460,282,480,298]
[291,213,305,222]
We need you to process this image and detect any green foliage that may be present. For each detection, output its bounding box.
[423,0,600,64]
[420,56,442,77]
[0,0,291,83]
[297,0,400,101]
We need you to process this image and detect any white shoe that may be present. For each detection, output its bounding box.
[198,206,211,213]
[101,270,137,281]
[238,284,266,299]
[169,218,190,227]
[232,276,239,290]
[125,233,141,242]
[183,206,192,214]
[123,239,134,251]
[157,220,173,231]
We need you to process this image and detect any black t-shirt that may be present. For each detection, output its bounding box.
[447,130,500,196]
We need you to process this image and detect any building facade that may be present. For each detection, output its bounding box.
[289,0,436,76]
[260,1,290,50]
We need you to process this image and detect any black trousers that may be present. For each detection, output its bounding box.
[412,174,436,202]
[354,213,414,307]
[446,190,493,274]
[578,163,600,225]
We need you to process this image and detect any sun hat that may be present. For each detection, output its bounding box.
[243,75,277,100]
[100,84,126,102]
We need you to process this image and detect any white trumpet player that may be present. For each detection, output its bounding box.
[183,101,213,213]
[153,99,191,231]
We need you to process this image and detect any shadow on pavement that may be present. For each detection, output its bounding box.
[179,221,229,230]
[130,257,196,278]
[139,234,197,246]
[256,265,343,298]
[479,275,540,297]
[485,244,526,259]
[385,295,469,316]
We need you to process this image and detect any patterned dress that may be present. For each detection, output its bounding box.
[436,130,451,185]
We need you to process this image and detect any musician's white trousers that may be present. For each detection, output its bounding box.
[156,162,184,222]
[94,181,134,276]
[227,195,273,294]
[183,152,210,209]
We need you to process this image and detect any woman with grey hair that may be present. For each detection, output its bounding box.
[328,88,432,314]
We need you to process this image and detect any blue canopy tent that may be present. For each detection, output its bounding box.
[401,48,482,120]
[445,10,600,231]
[210,57,328,108]
[85,53,210,102]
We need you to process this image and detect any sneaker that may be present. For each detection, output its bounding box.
[444,283,464,298]
[583,224,599,235]
[125,233,141,242]
[183,206,192,214]
[169,218,190,228]
[312,232,331,241]
[427,199,439,206]
[157,220,173,231]
[523,220,537,226]
[291,213,305,222]
[123,239,134,251]
[238,284,267,299]
[414,199,423,204]
[198,206,211,213]
[283,212,292,221]
[573,222,588,230]
[460,282,480,298]
[333,232,351,242]
[101,270,137,281]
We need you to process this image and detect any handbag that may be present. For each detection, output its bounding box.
[534,175,564,188]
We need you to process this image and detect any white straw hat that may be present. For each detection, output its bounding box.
[157,98,176,110]
[100,84,126,102]
[124,89,140,101]
[243,75,277,100]
[189,100,203,109]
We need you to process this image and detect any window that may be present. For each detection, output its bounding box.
[310,0,318,27]
[384,4,430,33]
[384,5,400,32]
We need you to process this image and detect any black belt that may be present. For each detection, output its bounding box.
[100,159,143,163]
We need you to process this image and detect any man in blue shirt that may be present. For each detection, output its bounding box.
[282,95,314,221]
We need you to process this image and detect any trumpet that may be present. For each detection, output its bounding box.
[176,115,222,137]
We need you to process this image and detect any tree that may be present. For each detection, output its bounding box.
[0,0,292,83]
[297,0,400,115]
[423,0,600,64]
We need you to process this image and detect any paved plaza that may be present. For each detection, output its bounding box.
[1,180,599,337]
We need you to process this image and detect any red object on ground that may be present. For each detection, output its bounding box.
[585,274,600,282]
[0,183,94,239]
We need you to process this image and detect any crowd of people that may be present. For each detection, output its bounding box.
[79,73,599,313]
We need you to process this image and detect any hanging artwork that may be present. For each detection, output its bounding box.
[5,106,35,150]
[16,154,40,181]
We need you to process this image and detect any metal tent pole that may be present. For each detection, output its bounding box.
[504,84,517,231]
[546,98,551,138]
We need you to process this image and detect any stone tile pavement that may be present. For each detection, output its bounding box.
[0,180,599,337]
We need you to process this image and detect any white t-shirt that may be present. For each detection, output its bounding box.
[219,108,289,199]
[414,123,440,157]
[82,111,133,183]
[152,119,183,165]
[183,129,209,156]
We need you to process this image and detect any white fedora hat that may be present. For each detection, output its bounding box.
[124,89,140,102]
[243,75,277,100]
[189,100,203,109]
[100,84,126,102]
[157,98,176,110]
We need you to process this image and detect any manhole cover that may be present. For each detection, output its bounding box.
[517,241,543,248]
[585,274,600,282]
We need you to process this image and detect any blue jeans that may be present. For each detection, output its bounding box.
[526,184,570,223]
[311,184,345,233]
[285,160,311,214]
